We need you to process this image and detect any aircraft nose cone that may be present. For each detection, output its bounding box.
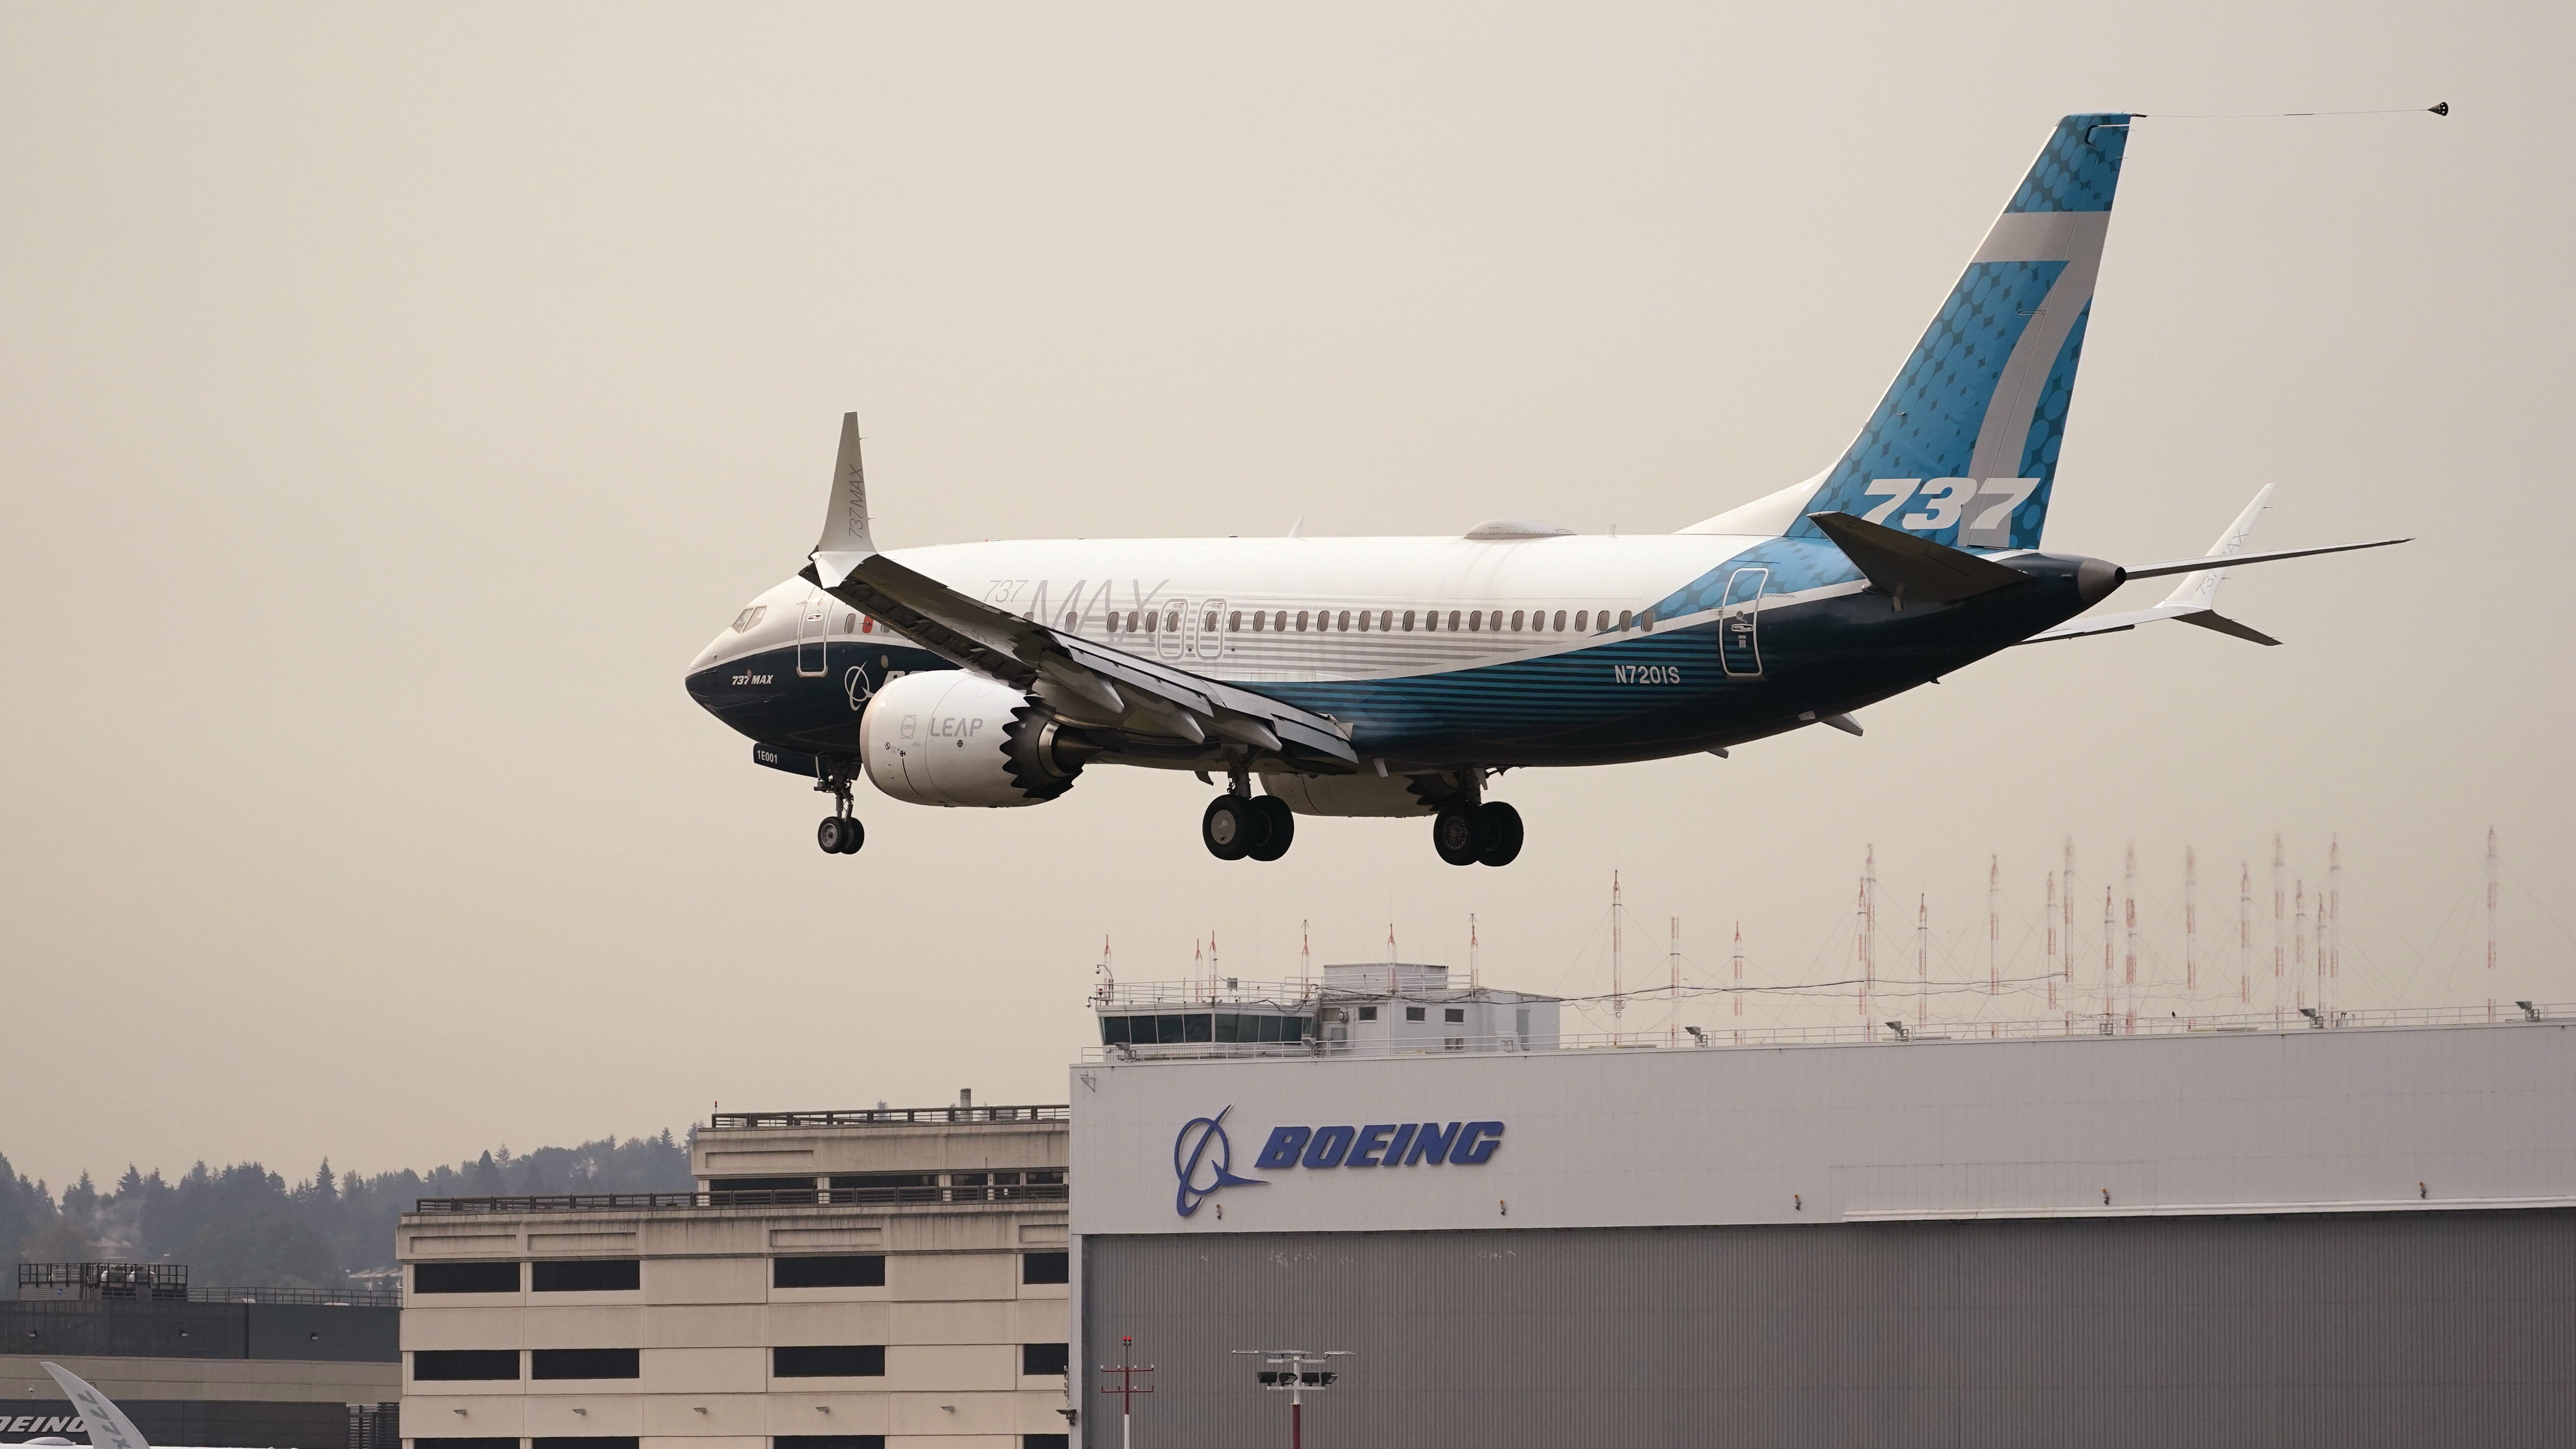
[2075,557,2127,604]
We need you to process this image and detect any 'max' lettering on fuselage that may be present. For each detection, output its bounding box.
[1255,1120,1504,1170]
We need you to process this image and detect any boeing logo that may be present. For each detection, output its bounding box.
[1257,1120,1504,1170]
[1173,1106,1267,1218]
[1172,1115,1507,1217]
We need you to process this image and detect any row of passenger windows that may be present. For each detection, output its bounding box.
[414,1251,1067,1295]
[416,1438,1064,1449]
[1068,607,1651,636]
[1098,1013,1315,1045]
[411,1344,1069,1381]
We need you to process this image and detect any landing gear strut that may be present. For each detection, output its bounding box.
[1434,800,1523,868]
[815,759,864,855]
[1202,781,1295,862]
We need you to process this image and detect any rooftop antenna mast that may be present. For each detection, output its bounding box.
[2327,838,2342,1022]
[2045,867,2060,1017]
[2185,846,2200,1018]
[1212,930,1223,991]
[1611,872,1626,1043]
[2487,826,2500,1022]
[1731,922,1745,1044]
[2102,886,2116,1033]
[2238,863,2253,1007]
[1668,916,1681,1049]
[2062,838,2077,1034]
[1300,919,1311,999]
[2295,879,2310,1016]
[2272,834,2288,1029]
[2123,841,2139,1035]
[1469,913,1480,989]
[1862,846,1879,1040]
[1097,936,1116,1002]
[1916,894,1929,1030]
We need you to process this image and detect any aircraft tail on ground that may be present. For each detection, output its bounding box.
[41,1362,152,1449]
[1787,113,2133,553]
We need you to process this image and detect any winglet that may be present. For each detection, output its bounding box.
[2155,484,2272,613]
[809,412,873,585]
[42,1363,151,1449]
[1807,511,2032,602]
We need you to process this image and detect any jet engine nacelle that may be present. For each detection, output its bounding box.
[859,671,1083,807]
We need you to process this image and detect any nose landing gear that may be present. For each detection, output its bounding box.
[815,759,865,855]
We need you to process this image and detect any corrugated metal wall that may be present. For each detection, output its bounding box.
[1082,1211,2576,1448]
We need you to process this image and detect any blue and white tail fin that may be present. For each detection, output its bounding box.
[1788,113,2132,553]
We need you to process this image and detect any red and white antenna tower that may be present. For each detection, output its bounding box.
[2123,842,2139,1034]
[2185,846,2200,1004]
[2294,880,2310,1014]
[2272,834,2288,1028]
[1610,872,1626,1043]
[1916,894,1929,1029]
[1731,922,1745,1043]
[1987,855,2001,1001]
[2045,868,2060,1015]
[2102,886,2116,1032]
[1668,916,1681,1049]
[2327,837,2343,1021]
[2238,864,2253,1007]
[2062,838,2078,1034]
[2487,826,2500,1022]
[1097,1336,1153,1449]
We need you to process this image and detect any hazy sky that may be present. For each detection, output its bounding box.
[5,2,2569,1193]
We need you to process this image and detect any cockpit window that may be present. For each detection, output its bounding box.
[731,606,768,633]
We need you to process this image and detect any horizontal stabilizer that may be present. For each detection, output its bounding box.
[2122,536,2407,579]
[1807,511,2031,602]
[2019,605,2279,647]
[2173,610,2280,646]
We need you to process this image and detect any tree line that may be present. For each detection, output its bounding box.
[1,1133,694,1293]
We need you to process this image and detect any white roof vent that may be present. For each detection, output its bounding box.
[1464,519,1575,540]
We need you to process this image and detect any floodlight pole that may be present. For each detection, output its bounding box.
[1097,1335,1153,1449]
[1232,1347,1354,1449]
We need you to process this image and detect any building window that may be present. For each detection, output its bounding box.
[411,1350,518,1381]
[1023,1251,1069,1285]
[1445,1037,1467,1051]
[1022,1439,1069,1449]
[1445,1008,1466,1022]
[1356,1006,1377,1021]
[530,1259,638,1292]
[536,1439,640,1449]
[775,1345,884,1378]
[1022,1342,1071,1376]
[775,1256,885,1289]
[1404,1006,1426,1021]
[413,1262,519,1294]
[776,1439,887,1449]
[415,1440,520,1449]
[530,1349,638,1380]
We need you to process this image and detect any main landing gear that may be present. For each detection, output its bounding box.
[1202,791,1295,862]
[815,760,865,855]
[1433,801,1523,868]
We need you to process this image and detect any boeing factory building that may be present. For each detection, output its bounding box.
[1071,972,2576,1448]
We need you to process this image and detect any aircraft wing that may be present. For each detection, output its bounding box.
[805,549,1359,769]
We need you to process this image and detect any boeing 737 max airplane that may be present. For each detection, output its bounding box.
[685,113,2401,866]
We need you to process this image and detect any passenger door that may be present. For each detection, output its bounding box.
[1720,568,1767,677]
[796,591,831,677]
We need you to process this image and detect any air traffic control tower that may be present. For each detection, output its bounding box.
[1073,984,2576,1448]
